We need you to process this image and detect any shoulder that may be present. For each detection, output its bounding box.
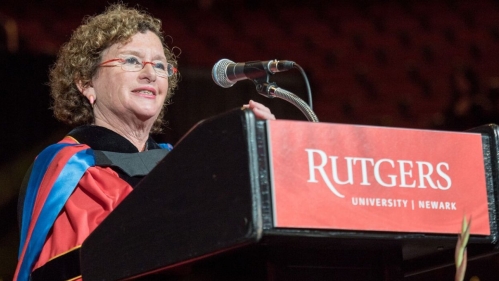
[25,137,94,201]
[33,137,93,172]
[38,136,90,157]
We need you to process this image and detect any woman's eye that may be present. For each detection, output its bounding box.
[124,57,141,65]
[154,62,166,70]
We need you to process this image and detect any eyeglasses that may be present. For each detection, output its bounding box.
[100,56,177,78]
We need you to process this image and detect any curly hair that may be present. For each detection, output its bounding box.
[49,4,179,133]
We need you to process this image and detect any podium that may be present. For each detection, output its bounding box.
[80,109,499,280]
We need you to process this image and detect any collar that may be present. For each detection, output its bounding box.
[67,125,161,153]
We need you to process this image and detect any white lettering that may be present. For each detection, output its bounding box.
[374,159,396,187]
[330,156,354,184]
[418,200,457,210]
[304,150,453,198]
[416,161,437,189]
[398,160,416,188]
[305,149,345,198]
[353,158,374,185]
[351,197,408,208]
[436,162,452,190]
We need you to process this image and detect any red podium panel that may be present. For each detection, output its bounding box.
[268,120,490,235]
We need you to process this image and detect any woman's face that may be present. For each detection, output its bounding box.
[84,31,169,129]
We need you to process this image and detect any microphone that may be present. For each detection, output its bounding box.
[212,59,295,88]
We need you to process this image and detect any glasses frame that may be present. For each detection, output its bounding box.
[100,58,177,78]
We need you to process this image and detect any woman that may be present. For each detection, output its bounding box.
[14,4,275,281]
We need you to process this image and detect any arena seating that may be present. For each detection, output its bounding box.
[1,0,499,129]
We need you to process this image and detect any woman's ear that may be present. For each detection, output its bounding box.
[77,80,96,106]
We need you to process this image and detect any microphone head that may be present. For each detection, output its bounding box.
[212,59,235,88]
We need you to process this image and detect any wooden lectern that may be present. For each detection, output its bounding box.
[80,109,499,280]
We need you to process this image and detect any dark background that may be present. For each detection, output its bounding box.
[1,0,499,279]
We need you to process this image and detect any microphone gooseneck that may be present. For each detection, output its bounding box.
[212,58,318,122]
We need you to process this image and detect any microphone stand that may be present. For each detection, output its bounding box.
[254,81,319,122]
